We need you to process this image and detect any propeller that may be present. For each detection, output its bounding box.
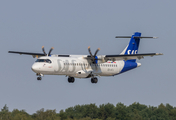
[88,46,100,64]
[42,46,47,56]
[48,47,54,56]
[42,46,54,56]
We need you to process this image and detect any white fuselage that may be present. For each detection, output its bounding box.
[31,56,132,78]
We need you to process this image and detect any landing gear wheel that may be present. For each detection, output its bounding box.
[68,77,75,83]
[94,77,98,83]
[91,77,98,83]
[37,77,42,80]
[91,78,94,83]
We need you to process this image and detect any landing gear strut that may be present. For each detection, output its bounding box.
[91,77,98,83]
[68,77,75,83]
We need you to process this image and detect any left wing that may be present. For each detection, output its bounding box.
[8,46,56,58]
[103,53,163,61]
[8,51,45,58]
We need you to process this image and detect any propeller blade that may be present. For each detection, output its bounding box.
[42,46,47,56]
[94,48,100,57]
[88,46,93,58]
[48,47,54,56]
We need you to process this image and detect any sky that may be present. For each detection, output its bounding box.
[0,0,176,114]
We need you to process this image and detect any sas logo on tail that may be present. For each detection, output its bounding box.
[128,50,138,54]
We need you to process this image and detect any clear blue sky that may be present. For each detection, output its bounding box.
[1,0,176,114]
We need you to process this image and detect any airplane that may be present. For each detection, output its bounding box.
[8,32,163,83]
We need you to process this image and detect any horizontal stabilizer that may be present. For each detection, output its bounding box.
[133,36,158,39]
[115,36,158,39]
[115,36,131,38]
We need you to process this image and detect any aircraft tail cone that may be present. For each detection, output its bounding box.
[137,63,141,67]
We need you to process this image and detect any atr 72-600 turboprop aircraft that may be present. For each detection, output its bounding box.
[9,32,163,83]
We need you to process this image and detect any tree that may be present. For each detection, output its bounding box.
[82,104,98,119]
[59,110,67,120]
[115,103,130,120]
[32,108,57,120]
[0,104,12,120]
[127,102,147,113]
[11,109,31,120]
[98,103,115,120]
[152,104,169,120]
[1,104,8,112]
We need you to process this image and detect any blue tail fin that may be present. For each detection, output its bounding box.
[125,32,141,55]
[121,32,141,62]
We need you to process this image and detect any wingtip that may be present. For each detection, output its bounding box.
[156,53,163,55]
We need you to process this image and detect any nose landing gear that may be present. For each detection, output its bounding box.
[37,77,42,80]
[36,73,43,81]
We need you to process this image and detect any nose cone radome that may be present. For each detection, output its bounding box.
[31,64,39,72]
[137,63,141,67]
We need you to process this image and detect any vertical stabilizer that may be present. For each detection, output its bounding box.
[120,32,141,62]
[121,32,141,55]
[124,32,141,55]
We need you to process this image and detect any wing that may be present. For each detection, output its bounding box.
[104,53,163,61]
[8,51,45,58]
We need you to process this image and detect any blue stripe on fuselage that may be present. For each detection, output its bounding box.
[120,60,137,73]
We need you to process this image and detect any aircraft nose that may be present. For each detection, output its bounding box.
[31,64,39,72]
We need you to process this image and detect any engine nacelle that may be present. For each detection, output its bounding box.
[96,55,106,64]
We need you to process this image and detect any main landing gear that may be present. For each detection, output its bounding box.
[68,77,75,83]
[91,77,98,83]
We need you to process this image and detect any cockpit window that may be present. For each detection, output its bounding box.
[35,59,52,63]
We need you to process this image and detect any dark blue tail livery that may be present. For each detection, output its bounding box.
[124,32,141,55]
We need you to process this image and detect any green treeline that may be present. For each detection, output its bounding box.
[1,102,176,120]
